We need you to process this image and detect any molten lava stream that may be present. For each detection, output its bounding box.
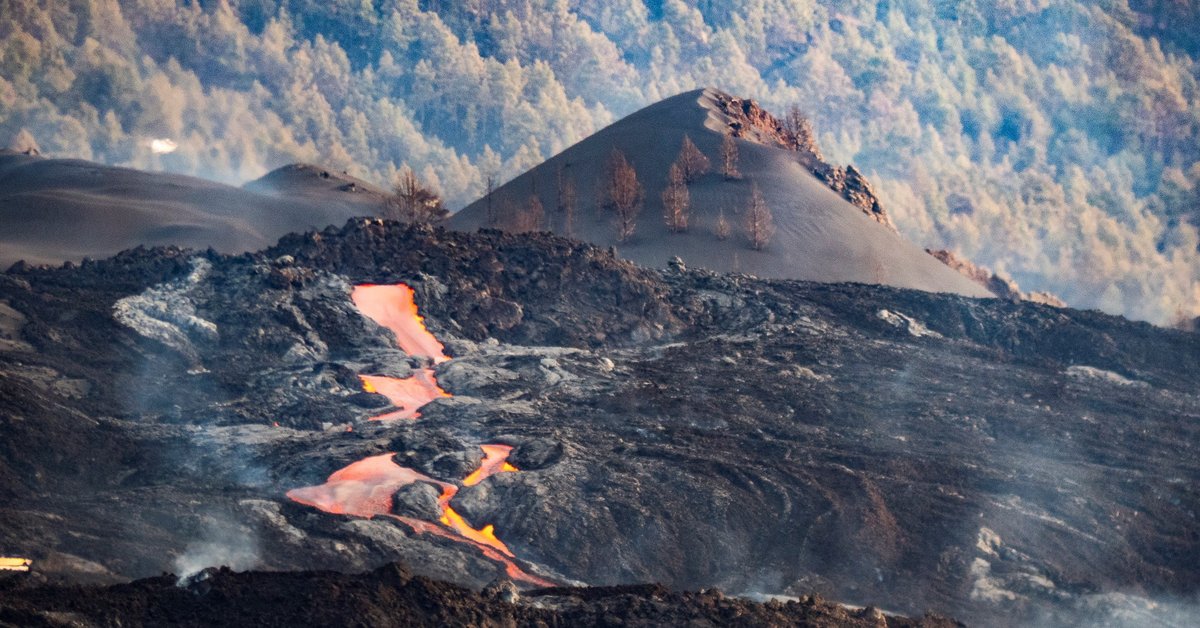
[286,454,433,517]
[463,444,518,486]
[351,284,449,363]
[359,371,448,421]
[437,485,512,556]
[286,451,551,586]
[438,444,520,555]
[291,285,552,585]
[0,557,31,572]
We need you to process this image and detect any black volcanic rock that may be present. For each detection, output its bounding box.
[392,482,443,520]
[510,438,565,470]
[0,219,1197,626]
[0,562,959,627]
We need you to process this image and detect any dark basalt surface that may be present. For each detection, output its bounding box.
[0,562,959,628]
[1,219,1198,626]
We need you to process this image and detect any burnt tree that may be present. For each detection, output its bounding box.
[385,167,448,224]
[662,162,690,233]
[714,209,731,241]
[675,134,710,184]
[556,166,577,237]
[743,184,775,251]
[603,148,643,243]
[721,133,741,180]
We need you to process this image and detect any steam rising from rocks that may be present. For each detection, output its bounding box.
[173,517,261,582]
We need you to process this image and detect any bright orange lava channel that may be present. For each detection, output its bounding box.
[351,284,449,363]
[463,444,519,486]
[285,449,549,585]
[286,283,552,586]
[0,557,31,572]
[351,284,451,422]
[359,371,448,421]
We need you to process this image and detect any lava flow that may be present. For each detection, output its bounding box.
[463,444,519,487]
[286,449,551,585]
[287,283,552,586]
[351,284,451,421]
[351,284,449,363]
[438,445,520,556]
[0,557,30,572]
[359,372,448,421]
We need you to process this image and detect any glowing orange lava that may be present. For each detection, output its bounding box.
[286,452,551,586]
[351,284,449,363]
[286,453,434,516]
[286,284,553,586]
[463,444,519,486]
[359,371,449,421]
[0,557,31,572]
[437,484,513,556]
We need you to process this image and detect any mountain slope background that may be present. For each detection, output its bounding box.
[451,88,993,298]
[0,152,387,266]
[2,0,1199,323]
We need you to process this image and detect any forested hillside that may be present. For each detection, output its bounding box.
[2,0,1197,322]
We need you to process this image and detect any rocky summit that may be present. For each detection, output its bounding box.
[1,219,1198,626]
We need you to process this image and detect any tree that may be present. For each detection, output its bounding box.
[492,196,524,232]
[386,167,448,224]
[484,174,497,227]
[516,194,544,232]
[675,134,710,184]
[661,162,689,233]
[714,209,731,241]
[721,133,741,180]
[494,192,543,233]
[603,148,643,242]
[782,105,820,160]
[556,165,577,237]
[743,184,775,250]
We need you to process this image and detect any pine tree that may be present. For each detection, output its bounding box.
[743,184,775,250]
[661,162,689,233]
[675,134,710,184]
[721,133,741,180]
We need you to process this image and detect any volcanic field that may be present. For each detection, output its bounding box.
[1,219,1198,626]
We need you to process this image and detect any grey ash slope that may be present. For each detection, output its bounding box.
[451,88,991,299]
[0,220,1197,626]
[244,163,389,208]
[0,152,384,267]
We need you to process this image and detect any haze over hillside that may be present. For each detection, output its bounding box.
[2,0,1198,323]
[452,88,991,298]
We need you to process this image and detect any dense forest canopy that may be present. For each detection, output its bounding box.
[1,0,1198,323]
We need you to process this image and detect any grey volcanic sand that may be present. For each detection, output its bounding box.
[452,88,991,298]
[0,153,386,267]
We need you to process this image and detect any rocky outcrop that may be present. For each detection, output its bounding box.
[712,92,796,150]
[926,249,1066,307]
[712,91,894,231]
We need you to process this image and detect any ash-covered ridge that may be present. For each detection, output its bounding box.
[452,88,992,300]
[0,219,1197,626]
